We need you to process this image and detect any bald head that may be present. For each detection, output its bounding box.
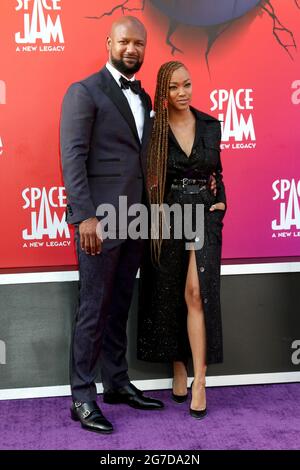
[107,16,147,77]
[110,16,147,40]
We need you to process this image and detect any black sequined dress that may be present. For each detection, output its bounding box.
[137,108,226,364]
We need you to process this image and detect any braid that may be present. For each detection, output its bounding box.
[147,61,186,263]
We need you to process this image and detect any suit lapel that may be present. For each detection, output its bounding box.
[98,67,140,145]
[140,89,152,147]
[139,89,152,179]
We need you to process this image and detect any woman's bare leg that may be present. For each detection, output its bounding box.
[185,250,207,410]
[172,361,188,396]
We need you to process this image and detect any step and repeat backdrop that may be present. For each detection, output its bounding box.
[0,0,299,270]
[0,1,300,394]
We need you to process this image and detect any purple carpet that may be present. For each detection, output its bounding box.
[1,384,299,450]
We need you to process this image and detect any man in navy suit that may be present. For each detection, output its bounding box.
[60,16,163,434]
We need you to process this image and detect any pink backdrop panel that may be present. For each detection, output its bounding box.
[0,0,299,269]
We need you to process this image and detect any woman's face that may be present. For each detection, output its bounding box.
[168,66,192,112]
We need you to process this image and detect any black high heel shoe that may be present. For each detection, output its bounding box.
[171,361,188,403]
[171,390,188,403]
[171,377,188,402]
[189,380,207,419]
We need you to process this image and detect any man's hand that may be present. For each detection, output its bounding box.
[79,217,102,255]
[209,202,226,212]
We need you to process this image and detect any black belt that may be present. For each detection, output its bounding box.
[171,178,209,192]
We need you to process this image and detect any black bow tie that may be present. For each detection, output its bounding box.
[120,76,142,94]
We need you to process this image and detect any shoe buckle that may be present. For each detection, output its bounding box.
[82,410,91,419]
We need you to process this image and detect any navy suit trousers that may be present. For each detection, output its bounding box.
[70,230,144,402]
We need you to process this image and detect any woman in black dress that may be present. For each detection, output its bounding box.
[138,61,226,419]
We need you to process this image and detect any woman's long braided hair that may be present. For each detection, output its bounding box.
[147,61,186,264]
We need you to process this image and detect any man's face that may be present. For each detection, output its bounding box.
[107,22,147,76]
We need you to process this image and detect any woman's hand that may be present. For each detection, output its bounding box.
[148,174,158,191]
[210,174,217,196]
[209,202,226,212]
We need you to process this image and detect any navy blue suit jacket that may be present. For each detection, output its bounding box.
[60,66,152,244]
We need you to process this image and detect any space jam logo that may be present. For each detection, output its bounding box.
[22,186,71,248]
[15,0,65,52]
[272,179,300,238]
[210,88,256,150]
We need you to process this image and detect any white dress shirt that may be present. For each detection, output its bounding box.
[106,62,145,142]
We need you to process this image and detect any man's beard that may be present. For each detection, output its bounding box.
[111,55,143,75]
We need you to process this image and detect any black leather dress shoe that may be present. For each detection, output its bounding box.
[103,383,164,410]
[70,401,113,434]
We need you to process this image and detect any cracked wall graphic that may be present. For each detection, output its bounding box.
[86,0,300,69]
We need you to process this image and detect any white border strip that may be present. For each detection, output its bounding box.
[222,262,300,275]
[1,262,300,285]
[0,271,79,285]
[0,372,299,400]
